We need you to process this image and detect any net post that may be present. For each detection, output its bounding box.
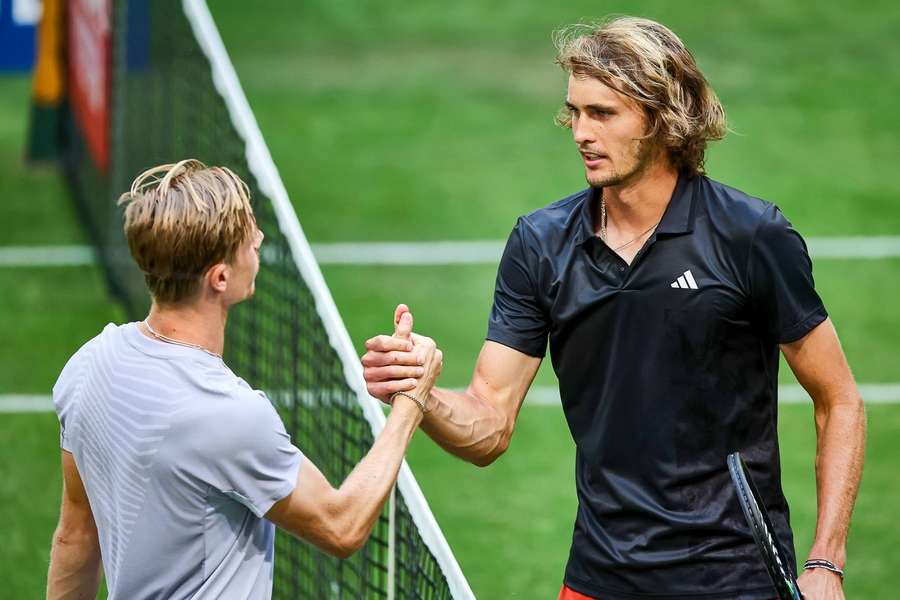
[388,484,396,600]
[180,0,475,596]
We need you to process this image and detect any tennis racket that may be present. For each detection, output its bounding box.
[726,452,803,600]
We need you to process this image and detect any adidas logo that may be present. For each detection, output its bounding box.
[670,269,698,289]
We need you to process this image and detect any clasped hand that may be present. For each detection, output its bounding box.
[361,304,442,404]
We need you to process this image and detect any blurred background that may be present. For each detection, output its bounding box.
[2,0,899,597]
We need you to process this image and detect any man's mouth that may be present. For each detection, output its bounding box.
[580,151,608,165]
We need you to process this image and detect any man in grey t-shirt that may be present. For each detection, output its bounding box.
[47,161,441,599]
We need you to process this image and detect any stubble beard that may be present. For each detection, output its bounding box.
[586,137,657,189]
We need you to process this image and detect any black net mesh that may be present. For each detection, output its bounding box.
[60,1,459,598]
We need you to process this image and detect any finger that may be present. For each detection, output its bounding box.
[409,332,435,349]
[361,350,425,368]
[368,379,417,399]
[365,334,413,352]
[363,365,426,382]
[393,304,409,327]
[395,311,413,341]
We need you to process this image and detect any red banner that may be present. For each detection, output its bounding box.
[68,0,111,171]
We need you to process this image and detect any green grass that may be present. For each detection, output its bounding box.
[2,0,900,596]
[408,404,900,598]
[322,260,900,386]
[0,78,87,245]
[0,267,124,393]
[0,413,61,599]
[7,406,898,598]
[209,0,900,240]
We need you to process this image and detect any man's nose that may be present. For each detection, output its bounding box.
[572,117,594,145]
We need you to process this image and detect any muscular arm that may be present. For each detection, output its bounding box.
[47,452,103,600]
[365,330,541,467]
[421,341,541,466]
[266,398,423,558]
[781,318,866,591]
[267,314,438,558]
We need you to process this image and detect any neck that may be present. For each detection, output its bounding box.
[599,160,679,233]
[143,300,228,357]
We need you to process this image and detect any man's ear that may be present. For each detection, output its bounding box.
[205,262,229,294]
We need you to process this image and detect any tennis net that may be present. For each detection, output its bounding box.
[59,0,473,598]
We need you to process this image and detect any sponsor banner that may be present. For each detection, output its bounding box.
[67,0,111,170]
[0,0,42,71]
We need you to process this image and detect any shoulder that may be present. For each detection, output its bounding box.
[695,175,778,237]
[518,188,590,237]
[496,190,589,279]
[53,323,121,408]
[174,371,286,455]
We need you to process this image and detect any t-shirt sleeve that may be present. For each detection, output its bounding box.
[52,335,101,453]
[748,205,828,343]
[486,218,550,357]
[53,363,75,452]
[200,390,304,517]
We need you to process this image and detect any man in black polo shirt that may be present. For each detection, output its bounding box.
[361,16,865,600]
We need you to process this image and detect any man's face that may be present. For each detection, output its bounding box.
[565,74,657,188]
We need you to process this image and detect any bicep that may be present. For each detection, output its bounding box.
[265,459,343,553]
[57,451,98,540]
[780,318,859,409]
[468,340,542,425]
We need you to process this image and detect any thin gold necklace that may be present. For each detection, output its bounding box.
[143,319,222,359]
[600,197,660,252]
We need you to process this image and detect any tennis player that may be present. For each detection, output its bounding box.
[46,160,441,599]
[361,17,865,600]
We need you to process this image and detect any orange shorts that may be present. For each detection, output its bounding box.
[558,584,597,600]
[559,584,777,599]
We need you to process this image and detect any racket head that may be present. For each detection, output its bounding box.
[727,452,803,600]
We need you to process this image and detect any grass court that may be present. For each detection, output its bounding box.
[1,0,898,597]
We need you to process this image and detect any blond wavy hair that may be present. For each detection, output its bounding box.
[555,17,727,175]
[118,159,256,305]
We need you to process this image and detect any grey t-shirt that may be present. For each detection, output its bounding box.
[53,322,303,599]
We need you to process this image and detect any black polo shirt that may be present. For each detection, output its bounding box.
[486,172,827,599]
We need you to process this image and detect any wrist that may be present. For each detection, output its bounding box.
[803,558,845,582]
[412,382,435,401]
[390,391,428,419]
[387,396,424,430]
[807,542,846,570]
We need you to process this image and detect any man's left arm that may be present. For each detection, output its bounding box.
[781,318,866,598]
[47,451,103,600]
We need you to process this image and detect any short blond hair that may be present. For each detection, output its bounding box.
[555,17,727,175]
[118,159,255,305]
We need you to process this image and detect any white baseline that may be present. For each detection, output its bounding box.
[3,236,900,267]
[5,384,900,413]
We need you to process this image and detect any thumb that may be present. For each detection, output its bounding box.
[393,303,409,327]
[394,311,413,341]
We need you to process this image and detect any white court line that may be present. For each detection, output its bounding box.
[5,384,900,413]
[0,246,95,266]
[0,395,54,412]
[3,236,900,267]
[523,384,900,405]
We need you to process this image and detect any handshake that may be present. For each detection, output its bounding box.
[361,304,443,412]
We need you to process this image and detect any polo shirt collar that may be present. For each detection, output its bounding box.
[655,170,696,235]
[573,170,696,246]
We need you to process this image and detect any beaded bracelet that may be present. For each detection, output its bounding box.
[391,391,429,414]
[803,558,844,579]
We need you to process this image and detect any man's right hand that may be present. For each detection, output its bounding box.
[362,304,442,404]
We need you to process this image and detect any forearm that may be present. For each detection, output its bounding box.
[419,386,510,466]
[808,395,866,566]
[336,401,423,545]
[47,529,102,600]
